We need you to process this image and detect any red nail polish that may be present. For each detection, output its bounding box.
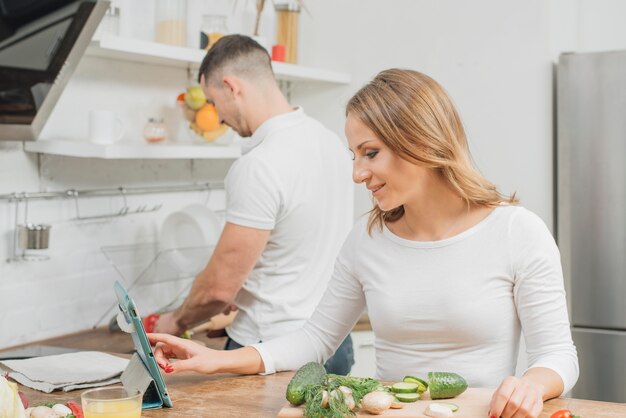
[165,365,174,373]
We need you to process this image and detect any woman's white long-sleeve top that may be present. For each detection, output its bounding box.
[253,206,579,394]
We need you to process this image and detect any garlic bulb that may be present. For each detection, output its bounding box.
[320,390,329,408]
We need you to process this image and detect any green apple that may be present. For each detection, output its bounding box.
[184,85,206,110]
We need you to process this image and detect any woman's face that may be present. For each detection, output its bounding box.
[345,113,433,211]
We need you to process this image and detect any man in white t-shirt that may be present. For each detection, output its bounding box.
[154,35,354,374]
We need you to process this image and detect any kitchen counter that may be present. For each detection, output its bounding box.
[4,329,626,417]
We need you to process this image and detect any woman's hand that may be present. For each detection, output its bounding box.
[147,333,222,374]
[488,376,544,418]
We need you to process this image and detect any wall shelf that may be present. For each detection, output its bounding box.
[87,36,352,84]
[24,139,241,160]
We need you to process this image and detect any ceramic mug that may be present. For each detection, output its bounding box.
[89,110,125,144]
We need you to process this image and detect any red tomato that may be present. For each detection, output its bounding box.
[67,400,84,418]
[550,410,575,418]
[142,313,160,333]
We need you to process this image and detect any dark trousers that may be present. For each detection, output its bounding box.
[224,334,354,376]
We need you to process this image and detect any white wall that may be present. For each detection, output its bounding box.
[295,0,555,227]
[2,0,626,353]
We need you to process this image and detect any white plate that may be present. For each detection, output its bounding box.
[159,204,223,275]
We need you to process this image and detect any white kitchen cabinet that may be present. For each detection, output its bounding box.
[87,36,352,84]
[24,36,351,160]
[350,330,376,378]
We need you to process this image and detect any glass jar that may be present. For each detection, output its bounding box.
[275,1,300,64]
[155,0,187,47]
[199,15,228,51]
[144,118,168,143]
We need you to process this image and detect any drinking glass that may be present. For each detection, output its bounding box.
[81,386,142,418]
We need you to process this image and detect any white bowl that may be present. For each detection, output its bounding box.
[159,204,223,275]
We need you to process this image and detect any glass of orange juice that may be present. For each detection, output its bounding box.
[81,386,142,418]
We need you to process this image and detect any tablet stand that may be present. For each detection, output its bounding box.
[121,353,167,410]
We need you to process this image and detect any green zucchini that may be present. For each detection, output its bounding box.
[436,402,460,412]
[285,362,327,405]
[428,372,468,400]
[395,392,420,402]
[390,382,419,393]
[403,375,428,394]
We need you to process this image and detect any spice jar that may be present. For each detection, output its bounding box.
[200,15,228,51]
[155,0,187,46]
[144,118,168,143]
[275,1,300,64]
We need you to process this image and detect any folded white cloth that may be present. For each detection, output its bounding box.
[0,351,129,393]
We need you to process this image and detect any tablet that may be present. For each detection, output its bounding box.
[114,281,173,408]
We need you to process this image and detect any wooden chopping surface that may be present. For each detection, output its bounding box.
[278,388,493,417]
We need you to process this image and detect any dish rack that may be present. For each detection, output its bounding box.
[93,242,215,328]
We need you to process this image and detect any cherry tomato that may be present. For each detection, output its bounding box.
[142,313,160,333]
[551,410,578,418]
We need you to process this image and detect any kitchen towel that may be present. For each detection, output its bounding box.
[0,351,129,393]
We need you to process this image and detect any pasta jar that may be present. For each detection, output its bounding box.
[155,0,187,46]
[275,1,300,64]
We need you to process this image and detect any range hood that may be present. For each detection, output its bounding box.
[0,0,108,141]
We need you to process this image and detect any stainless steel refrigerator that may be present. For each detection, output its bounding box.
[557,50,626,403]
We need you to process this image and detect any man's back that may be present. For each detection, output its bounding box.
[224,108,353,345]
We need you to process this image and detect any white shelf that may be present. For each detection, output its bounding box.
[24,139,241,160]
[86,36,352,84]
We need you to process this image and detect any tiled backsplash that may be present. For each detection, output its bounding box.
[0,184,228,349]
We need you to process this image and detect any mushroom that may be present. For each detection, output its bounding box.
[361,391,393,415]
[52,404,72,416]
[29,406,58,418]
[389,394,405,409]
[320,390,329,408]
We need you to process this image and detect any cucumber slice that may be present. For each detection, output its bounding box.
[435,402,459,412]
[390,382,419,393]
[403,376,428,394]
[395,392,420,403]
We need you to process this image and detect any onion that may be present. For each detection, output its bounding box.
[424,403,454,418]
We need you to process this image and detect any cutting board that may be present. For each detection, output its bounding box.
[278,388,494,417]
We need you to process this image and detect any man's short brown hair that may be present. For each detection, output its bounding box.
[197,34,274,86]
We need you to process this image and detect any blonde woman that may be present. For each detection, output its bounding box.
[149,69,578,418]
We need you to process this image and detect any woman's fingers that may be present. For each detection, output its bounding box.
[148,332,183,347]
[152,342,170,366]
[489,376,543,418]
[489,377,516,418]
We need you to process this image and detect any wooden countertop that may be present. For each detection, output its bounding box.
[4,329,626,417]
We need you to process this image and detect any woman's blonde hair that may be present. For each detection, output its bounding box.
[346,69,517,233]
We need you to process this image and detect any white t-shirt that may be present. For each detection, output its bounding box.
[224,107,353,345]
[254,205,579,394]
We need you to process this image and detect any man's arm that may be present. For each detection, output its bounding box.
[156,222,270,335]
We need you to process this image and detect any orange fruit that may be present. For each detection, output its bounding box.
[195,103,220,131]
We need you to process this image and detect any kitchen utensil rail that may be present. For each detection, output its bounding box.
[0,182,224,202]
